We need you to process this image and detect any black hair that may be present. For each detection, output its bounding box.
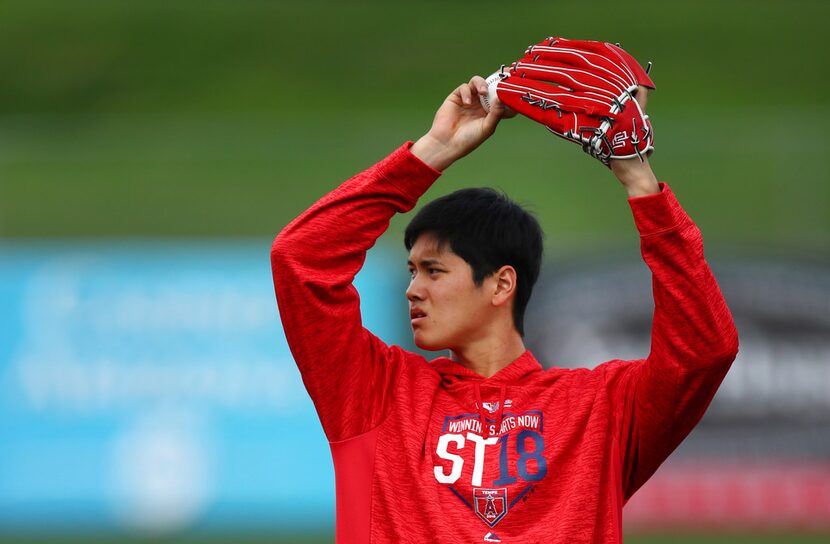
[404,187,543,336]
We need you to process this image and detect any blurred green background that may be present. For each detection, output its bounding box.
[1,0,828,542]
[2,0,828,251]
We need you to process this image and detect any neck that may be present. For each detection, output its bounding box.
[450,330,526,378]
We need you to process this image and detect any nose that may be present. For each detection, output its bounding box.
[406,275,424,302]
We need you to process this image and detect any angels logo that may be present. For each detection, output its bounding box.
[474,488,507,527]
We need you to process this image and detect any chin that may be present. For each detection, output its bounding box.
[413,332,450,352]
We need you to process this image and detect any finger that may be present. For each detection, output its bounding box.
[634,85,648,111]
[497,77,599,116]
[459,82,473,105]
[491,96,518,119]
[513,60,625,98]
[482,97,502,131]
[482,95,510,135]
[470,75,487,96]
[527,40,634,88]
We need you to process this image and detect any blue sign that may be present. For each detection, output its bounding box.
[0,240,408,533]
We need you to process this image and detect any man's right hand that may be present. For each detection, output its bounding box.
[411,75,509,171]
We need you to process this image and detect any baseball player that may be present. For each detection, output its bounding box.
[271,37,739,543]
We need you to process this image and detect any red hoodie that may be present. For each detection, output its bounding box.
[271,142,739,543]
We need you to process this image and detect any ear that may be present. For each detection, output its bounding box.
[491,265,517,307]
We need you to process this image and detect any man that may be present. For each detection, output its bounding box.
[271,62,738,541]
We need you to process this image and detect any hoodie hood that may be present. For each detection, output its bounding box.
[430,350,544,437]
[431,350,543,385]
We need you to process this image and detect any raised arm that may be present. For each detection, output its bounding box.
[601,88,739,499]
[271,77,507,441]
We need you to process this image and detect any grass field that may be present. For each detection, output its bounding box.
[1,0,828,252]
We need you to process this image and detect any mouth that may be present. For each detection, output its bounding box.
[409,308,427,324]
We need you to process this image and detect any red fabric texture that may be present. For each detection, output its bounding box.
[271,143,739,543]
[331,426,380,543]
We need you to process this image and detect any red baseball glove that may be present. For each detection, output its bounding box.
[482,37,655,165]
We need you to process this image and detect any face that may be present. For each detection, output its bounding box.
[406,233,495,351]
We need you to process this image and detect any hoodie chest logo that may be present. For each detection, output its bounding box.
[432,410,548,528]
[482,399,513,413]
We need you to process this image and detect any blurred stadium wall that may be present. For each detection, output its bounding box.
[524,256,830,531]
[1,0,828,541]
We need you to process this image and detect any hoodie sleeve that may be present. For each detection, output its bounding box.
[602,182,740,501]
[271,142,441,442]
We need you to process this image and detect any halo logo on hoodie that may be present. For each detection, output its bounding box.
[433,409,547,527]
[474,488,507,526]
